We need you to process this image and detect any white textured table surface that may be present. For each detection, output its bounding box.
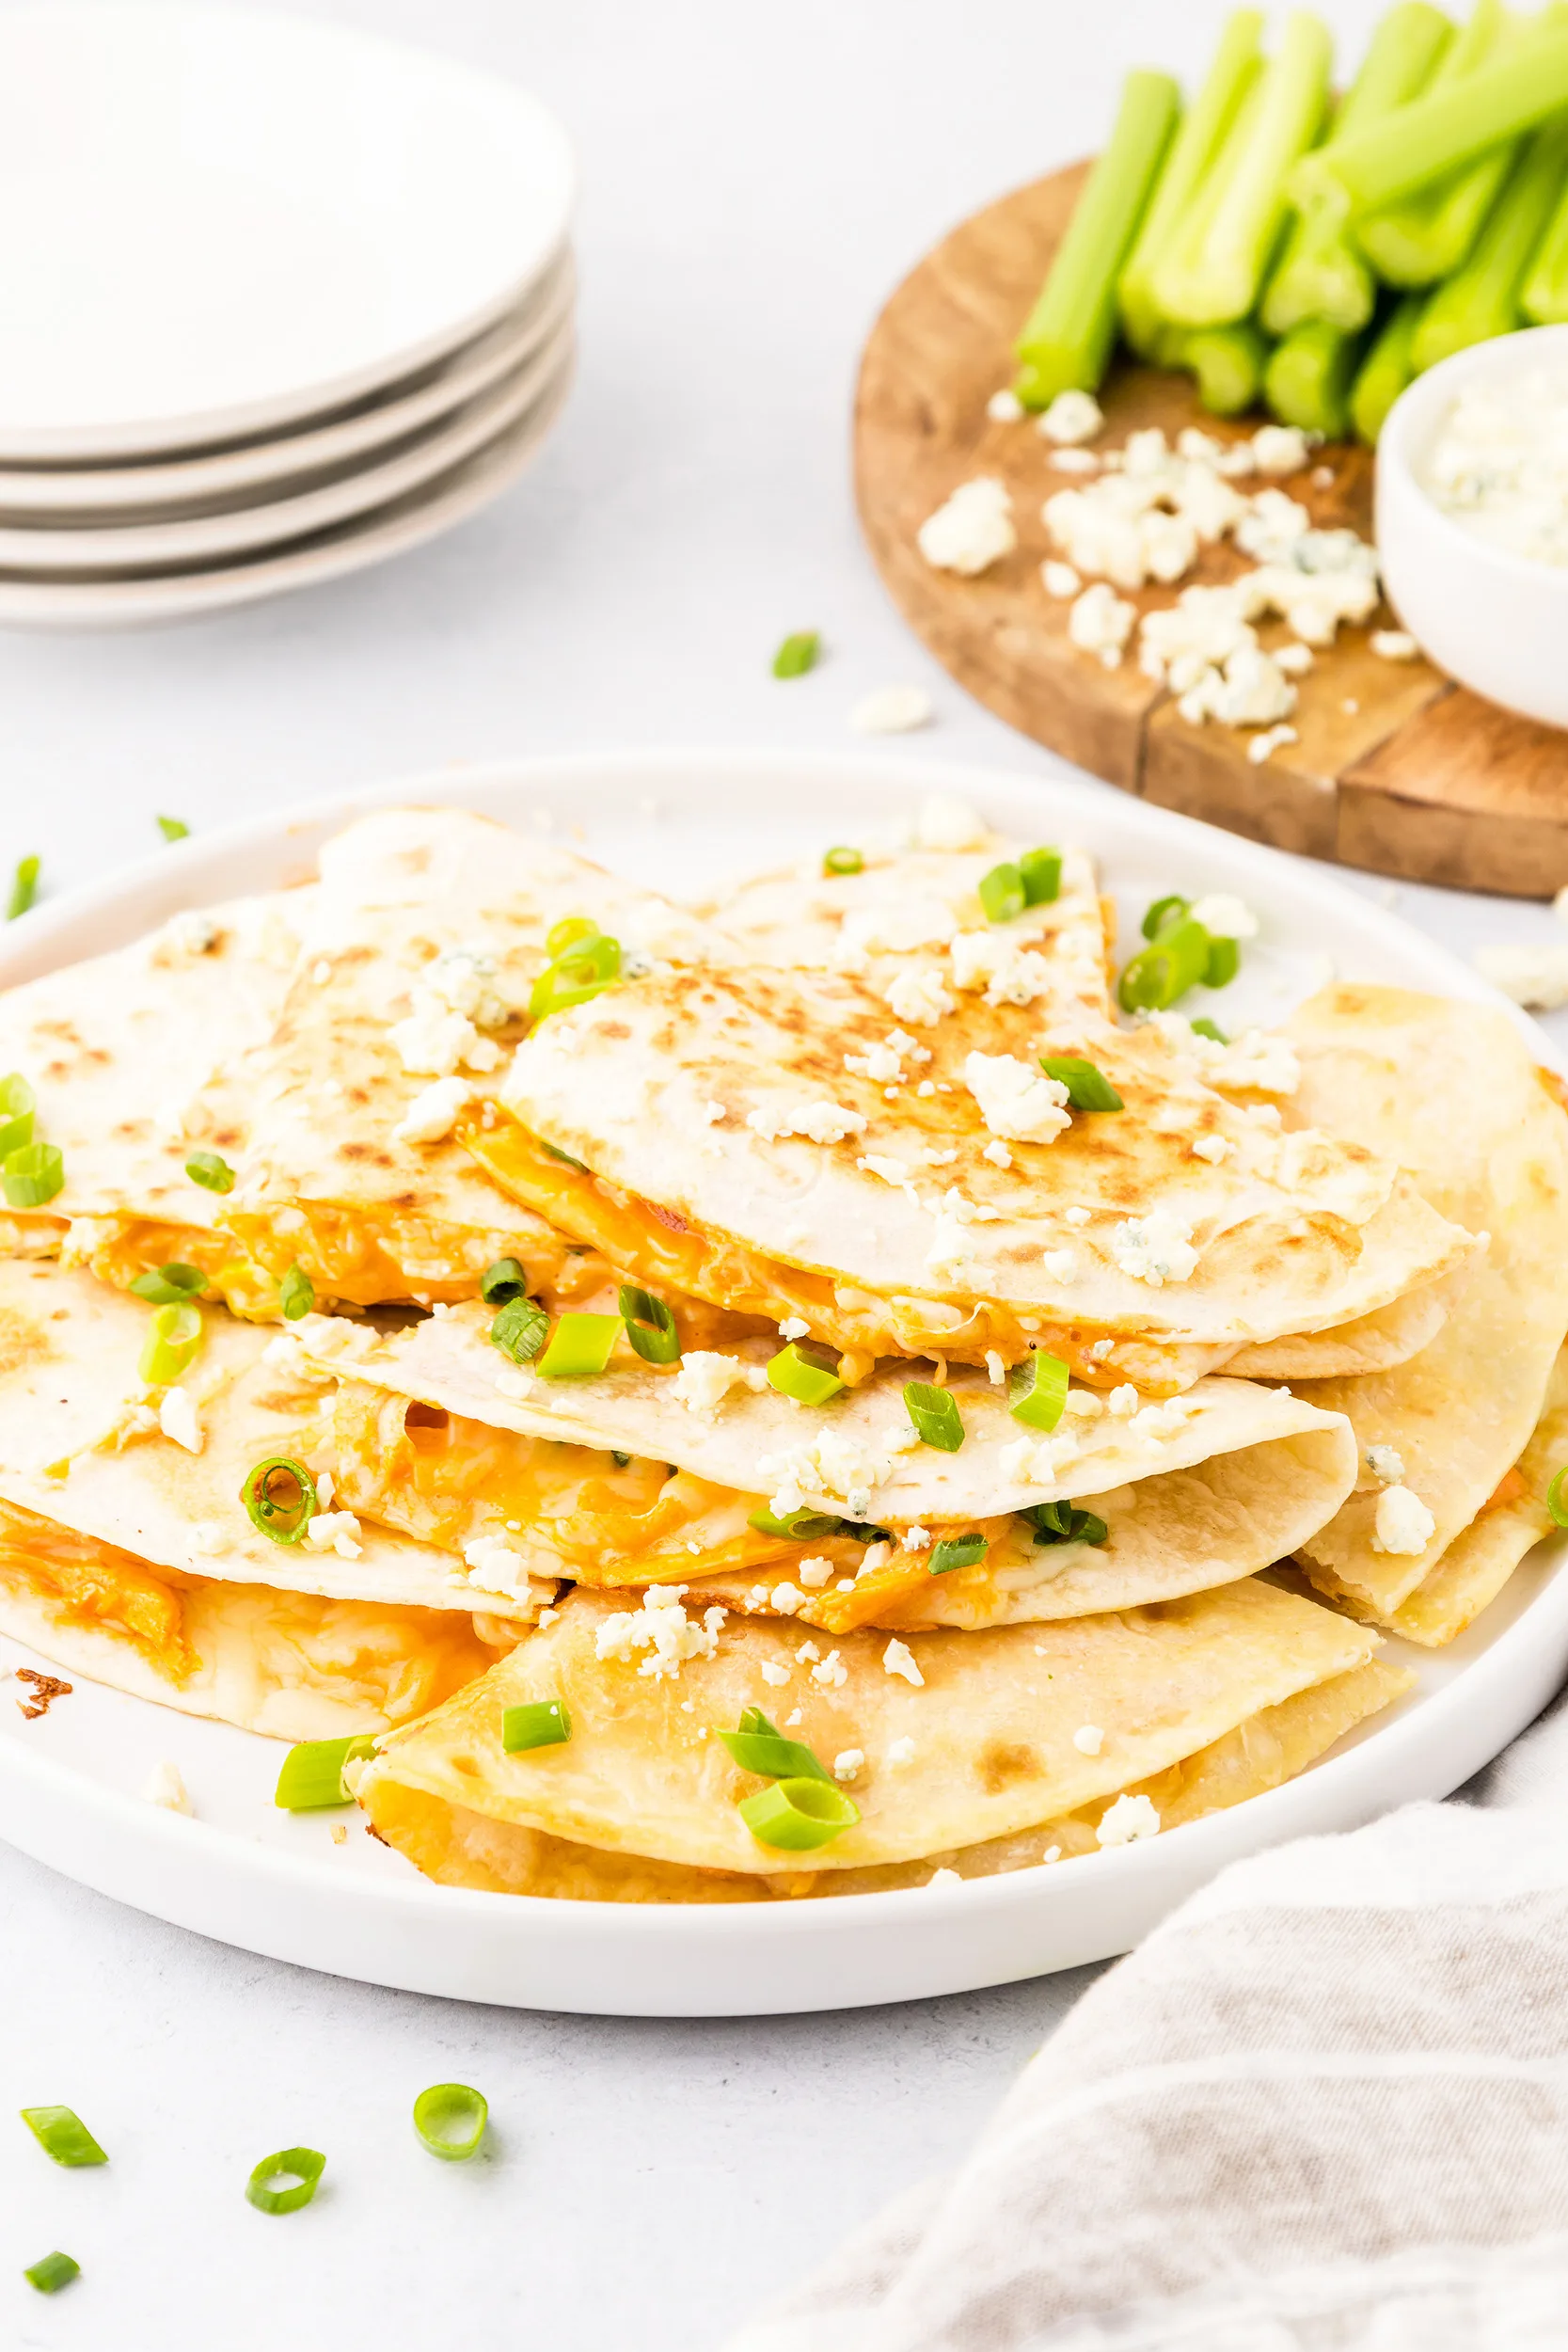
[0,3,1557,2347]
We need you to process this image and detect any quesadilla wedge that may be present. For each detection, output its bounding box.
[294,1301,1358,1626]
[0,890,309,1308]
[208,806,722,1317]
[351,1579,1399,1895]
[476,948,1475,1389]
[1287,989,1568,1639]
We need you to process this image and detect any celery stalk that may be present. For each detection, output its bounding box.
[1349,295,1426,444]
[1153,11,1333,328]
[1014,69,1180,407]
[1117,11,1264,358]
[1354,0,1518,287]
[1262,319,1362,437]
[1187,323,1271,415]
[1261,2,1452,331]
[1411,114,1568,371]
[1291,10,1568,221]
[1522,170,1568,324]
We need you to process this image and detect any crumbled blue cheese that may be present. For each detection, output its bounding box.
[1040,1247,1078,1282]
[988,387,1024,423]
[949,930,1054,1008]
[833,1748,864,1782]
[1247,723,1299,767]
[745,1098,868,1145]
[672,1351,767,1414]
[392,1075,472,1146]
[389,996,502,1078]
[882,1637,924,1687]
[917,477,1017,576]
[1072,1724,1104,1756]
[1042,559,1082,599]
[594,1586,726,1678]
[424,945,512,1029]
[305,1509,364,1560]
[914,792,990,851]
[964,1051,1071,1144]
[1110,1208,1199,1286]
[1372,1484,1435,1556]
[760,1660,792,1686]
[1366,1444,1406,1486]
[882,962,955,1027]
[1097,1792,1160,1846]
[796,1557,833,1589]
[811,1649,847,1689]
[462,1536,551,1610]
[850,685,933,736]
[1187,893,1258,940]
[1474,942,1568,1010]
[1068,581,1137,667]
[157,1386,203,1454]
[141,1759,193,1814]
[1251,424,1311,476]
[1037,389,1104,446]
[886,1735,917,1765]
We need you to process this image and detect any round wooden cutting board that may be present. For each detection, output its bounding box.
[854,163,1568,899]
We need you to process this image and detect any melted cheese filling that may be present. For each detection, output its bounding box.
[459,1110,1141,1380]
[61,1216,282,1318]
[330,1380,864,1588]
[0,1490,500,1722]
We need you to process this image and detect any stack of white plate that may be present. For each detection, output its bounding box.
[0,6,577,628]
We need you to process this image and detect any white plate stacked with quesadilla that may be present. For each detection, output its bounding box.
[0,8,575,626]
[0,751,1565,2016]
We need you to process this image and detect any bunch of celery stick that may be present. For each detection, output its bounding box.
[1015,3,1568,442]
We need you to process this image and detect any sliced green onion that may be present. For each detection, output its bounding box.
[241,1456,318,1547]
[746,1504,843,1541]
[904,1380,964,1453]
[1547,1467,1568,1530]
[977,861,1025,925]
[185,1150,234,1195]
[767,1340,845,1406]
[546,914,599,958]
[1019,847,1063,906]
[0,1072,36,1159]
[1204,936,1241,991]
[537,1311,622,1378]
[274,1734,375,1810]
[3,1141,63,1207]
[156,815,190,843]
[412,2084,488,2160]
[530,931,621,1023]
[720,1707,834,1782]
[1022,1501,1109,1548]
[279,1263,314,1322]
[542,1139,588,1171]
[129,1262,207,1306]
[24,2250,79,2294]
[619,1283,681,1366]
[490,1295,549,1364]
[1009,1351,1069,1432]
[737,1775,860,1851]
[772,630,820,679]
[1142,893,1190,941]
[1191,1016,1227,1044]
[245,2147,325,2215]
[19,2106,107,2167]
[929,1533,988,1574]
[139,1298,202,1385]
[481,1256,528,1305]
[610,1449,632,1469]
[8,855,39,920]
[1040,1056,1122,1113]
[822,845,863,876]
[1117,916,1212,1014]
[502,1699,571,1753]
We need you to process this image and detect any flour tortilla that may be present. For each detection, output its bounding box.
[0,1262,546,1619]
[354,1578,1385,1883]
[1290,989,1568,1632]
[0,890,309,1281]
[361,1659,1410,1902]
[491,949,1473,1384]
[705,828,1114,1018]
[297,1299,1356,1531]
[1226,1273,1454,1380]
[216,806,712,1310]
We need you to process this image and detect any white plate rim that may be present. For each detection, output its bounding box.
[0,4,577,460]
[0,745,1559,2014]
[0,343,575,630]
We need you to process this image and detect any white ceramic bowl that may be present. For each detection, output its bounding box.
[1377,322,1568,728]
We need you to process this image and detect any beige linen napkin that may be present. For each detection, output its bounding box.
[726,1695,1568,2352]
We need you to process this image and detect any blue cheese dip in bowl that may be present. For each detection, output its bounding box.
[1376,322,1568,728]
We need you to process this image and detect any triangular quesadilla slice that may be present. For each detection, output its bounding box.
[352,1579,1400,1894]
[1287,989,1568,1639]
